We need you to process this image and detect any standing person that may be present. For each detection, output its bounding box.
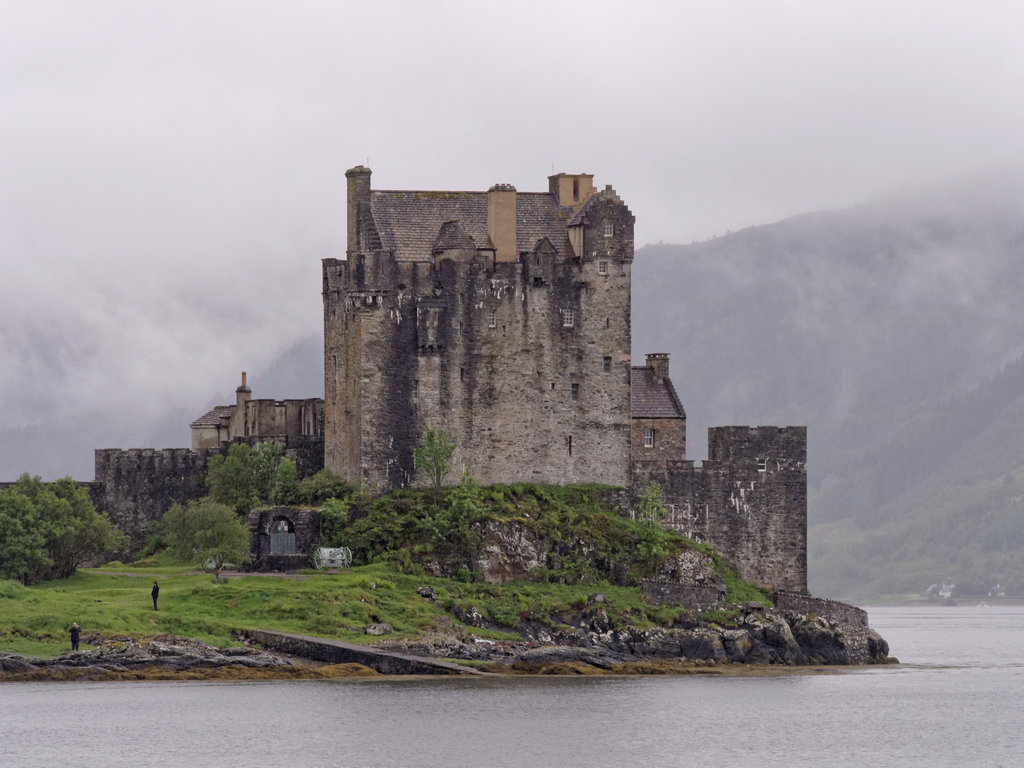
[70,622,81,651]
[151,580,159,611]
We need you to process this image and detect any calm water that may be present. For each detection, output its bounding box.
[2,605,1022,767]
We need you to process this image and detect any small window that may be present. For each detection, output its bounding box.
[533,276,544,287]
[572,178,579,200]
[562,309,574,328]
[757,458,767,472]
[643,429,655,449]
[603,356,611,373]
[568,434,573,455]
[488,309,496,328]
[571,383,579,401]
[598,260,609,275]
[460,367,464,382]
[603,221,614,237]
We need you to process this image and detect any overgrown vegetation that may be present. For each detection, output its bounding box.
[0,475,127,584]
[323,478,734,589]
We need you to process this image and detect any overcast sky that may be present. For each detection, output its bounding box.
[2,1,1023,478]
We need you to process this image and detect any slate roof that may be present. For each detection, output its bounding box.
[370,190,573,262]
[432,220,478,252]
[631,367,686,419]
[189,405,233,428]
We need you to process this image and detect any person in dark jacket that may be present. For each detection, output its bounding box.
[70,622,81,651]
[152,580,159,611]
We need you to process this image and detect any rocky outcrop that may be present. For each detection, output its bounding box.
[474,522,551,583]
[376,601,895,670]
[0,635,298,681]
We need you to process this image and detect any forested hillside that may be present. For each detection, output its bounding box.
[632,170,1024,599]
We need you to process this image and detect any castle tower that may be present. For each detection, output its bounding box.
[323,167,635,490]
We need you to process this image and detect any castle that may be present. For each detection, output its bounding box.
[92,166,807,592]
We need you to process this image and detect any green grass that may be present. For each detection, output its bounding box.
[1,483,774,659]
[1,557,766,658]
[0,563,455,658]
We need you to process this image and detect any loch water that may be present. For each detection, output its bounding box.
[2,605,1022,768]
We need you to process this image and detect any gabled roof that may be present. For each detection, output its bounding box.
[370,190,573,262]
[189,405,233,428]
[432,220,478,252]
[631,367,686,419]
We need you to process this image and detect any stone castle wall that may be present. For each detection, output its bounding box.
[633,426,807,592]
[92,438,325,542]
[323,194,636,492]
[93,448,212,540]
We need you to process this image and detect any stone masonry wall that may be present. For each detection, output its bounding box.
[633,426,807,593]
[323,192,636,492]
[94,437,325,543]
[93,448,212,541]
[641,581,726,611]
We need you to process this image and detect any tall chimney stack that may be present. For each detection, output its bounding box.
[487,183,517,263]
[346,165,372,256]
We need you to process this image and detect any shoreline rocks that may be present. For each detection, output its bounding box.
[0,634,333,682]
[374,603,896,670]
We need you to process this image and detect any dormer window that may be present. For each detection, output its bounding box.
[562,309,575,328]
[598,260,609,275]
[603,222,614,237]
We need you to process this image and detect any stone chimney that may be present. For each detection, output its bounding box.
[487,183,517,263]
[548,172,596,212]
[346,165,372,255]
[236,370,252,409]
[646,353,669,381]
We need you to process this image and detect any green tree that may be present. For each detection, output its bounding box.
[159,498,250,579]
[413,428,457,489]
[38,477,127,579]
[0,489,49,584]
[205,442,286,514]
[296,469,354,506]
[251,442,285,501]
[430,471,485,560]
[270,458,300,505]
[636,482,668,526]
[320,496,351,548]
[0,475,126,583]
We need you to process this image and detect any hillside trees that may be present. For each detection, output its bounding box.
[0,474,127,584]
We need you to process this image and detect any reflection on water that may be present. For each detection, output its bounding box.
[3,606,1022,768]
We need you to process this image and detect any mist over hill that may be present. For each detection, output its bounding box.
[633,169,1024,599]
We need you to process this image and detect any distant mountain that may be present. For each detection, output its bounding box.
[632,169,1024,599]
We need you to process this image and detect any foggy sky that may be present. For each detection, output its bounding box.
[2,1,1023,479]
